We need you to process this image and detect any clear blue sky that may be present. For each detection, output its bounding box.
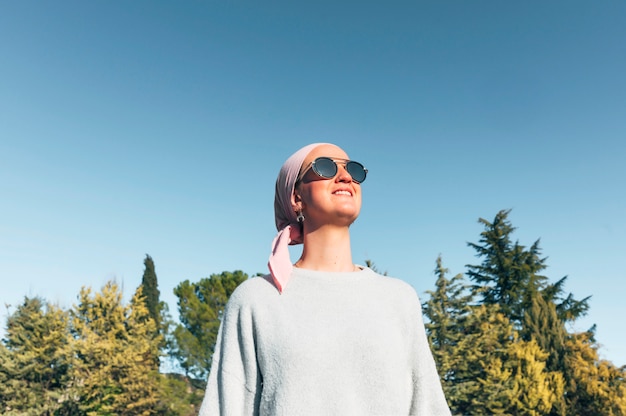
[1,1,625,366]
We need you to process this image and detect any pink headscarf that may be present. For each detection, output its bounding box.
[268,143,329,293]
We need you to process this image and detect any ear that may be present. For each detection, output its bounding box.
[291,191,303,213]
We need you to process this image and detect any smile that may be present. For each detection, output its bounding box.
[333,190,352,196]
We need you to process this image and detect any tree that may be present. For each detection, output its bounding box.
[158,373,205,416]
[0,297,77,415]
[466,209,549,326]
[560,330,626,415]
[433,301,563,415]
[510,338,566,415]
[442,303,515,414]
[364,259,387,275]
[473,337,565,416]
[543,275,591,323]
[422,255,472,398]
[467,209,590,329]
[458,209,621,415]
[522,291,567,371]
[141,254,162,333]
[172,270,248,380]
[70,282,166,415]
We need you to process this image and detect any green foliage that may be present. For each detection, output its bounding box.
[466,209,549,326]
[0,297,77,415]
[522,291,567,375]
[364,259,387,275]
[2,217,625,415]
[141,254,162,331]
[424,210,624,416]
[561,331,626,415]
[474,337,565,416]
[172,270,248,379]
[70,282,166,415]
[425,297,566,415]
[467,209,590,330]
[446,304,516,414]
[159,373,205,416]
[0,257,215,415]
[422,255,473,399]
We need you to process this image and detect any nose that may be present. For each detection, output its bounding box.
[335,163,353,183]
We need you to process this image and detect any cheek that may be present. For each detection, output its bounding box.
[296,185,316,209]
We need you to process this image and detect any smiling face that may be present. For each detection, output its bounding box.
[292,144,362,229]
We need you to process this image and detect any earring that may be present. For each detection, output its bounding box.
[296,210,305,223]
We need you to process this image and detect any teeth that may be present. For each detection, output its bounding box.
[334,190,351,196]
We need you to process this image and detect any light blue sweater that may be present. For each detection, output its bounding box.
[199,266,451,416]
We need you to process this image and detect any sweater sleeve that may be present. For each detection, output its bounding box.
[198,291,262,416]
[409,292,452,416]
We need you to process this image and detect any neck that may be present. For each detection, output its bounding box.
[295,225,355,272]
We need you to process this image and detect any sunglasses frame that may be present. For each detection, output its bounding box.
[297,157,368,184]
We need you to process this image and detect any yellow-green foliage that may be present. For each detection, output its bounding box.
[71,282,164,416]
[435,304,569,416]
[3,248,625,416]
[0,298,75,415]
[1,276,222,415]
[424,211,625,416]
[563,331,626,415]
[478,338,565,416]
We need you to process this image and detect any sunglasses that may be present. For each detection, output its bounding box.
[297,157,368,184]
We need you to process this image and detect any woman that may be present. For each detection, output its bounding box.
[199,143,450,415]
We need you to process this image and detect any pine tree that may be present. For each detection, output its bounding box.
[172,270,248,379]
[543,275,591,323]
[0,297,77,415]
[459,209,617,415]
[420,210,624,414]
[467,209,590,330]
[422,255,472,396]
[466,209,550,326]
[70,282,166,415]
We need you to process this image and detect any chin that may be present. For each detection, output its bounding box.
[339,211,360,226]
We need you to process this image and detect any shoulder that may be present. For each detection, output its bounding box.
[363,268,422,308]
[363,267,417,293]
[225,274,280,310]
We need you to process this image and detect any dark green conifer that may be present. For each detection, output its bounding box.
[466,209,589,329]
[141,254,161,332]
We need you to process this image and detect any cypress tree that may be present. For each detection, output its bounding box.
[522,292,566,371]
[140,254,161,332]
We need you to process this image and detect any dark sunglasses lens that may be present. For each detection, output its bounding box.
[313,157,338,178]
[347,161,367,183]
